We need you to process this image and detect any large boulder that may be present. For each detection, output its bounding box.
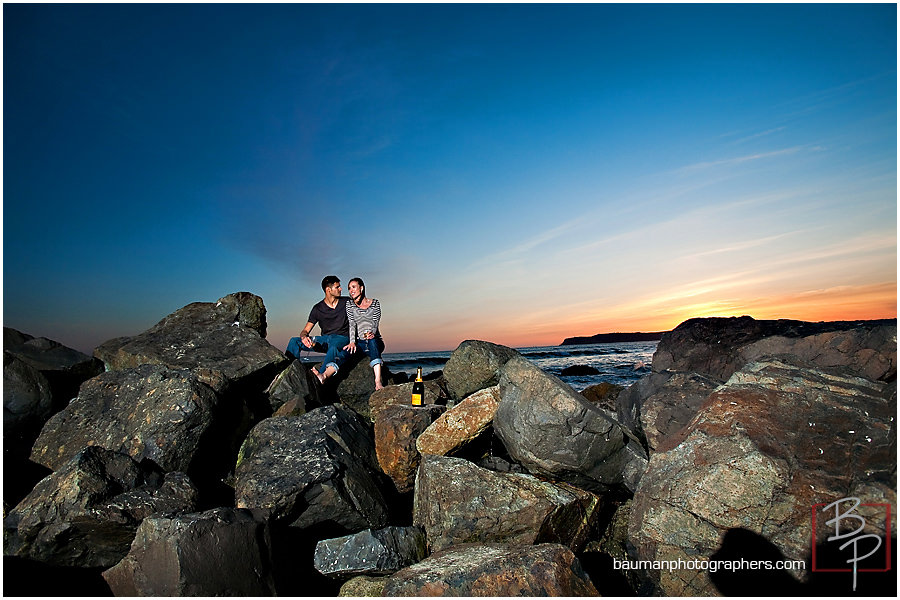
[651,316,896,382]
[4,446,198,568]
[414,455,600,553]
[629,357,896,596]
[416,386,501,457]
[494,355,648,494]
[93,292,287,393]
[102,507,276,596]
[4,327,104,410]
[382,543,598,596]
[4,352,53,453]
[618,317,896,449]
[314,526,427,578]
[30,364,222,476]
[374,404,446,493]
[442,340,520,401]
[234,405,389,532]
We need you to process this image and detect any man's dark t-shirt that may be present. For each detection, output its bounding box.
[308,297,350,337]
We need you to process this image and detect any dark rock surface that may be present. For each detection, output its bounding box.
[495,355,648,494]
[374,404,445,493]
[382,543,599,596]
[560,364,601,376]
[265,359,323,416]
[31,364,223,476]
[315,525,427,578]
[93,291,287,393]
[4,352,53,454]
[442,340,520,401]
[4,446,198,568]
[414,455,600,553]
[234,405,390,532]
[4,327,105,410]
[102,507,275,596]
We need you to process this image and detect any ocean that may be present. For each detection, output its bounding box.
[382,341,658,392]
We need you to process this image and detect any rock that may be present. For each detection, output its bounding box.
[4,352,53,452]
[737,325,897,382]
[637,371,721,451]
[234,405,389,532]
[628,357,896,596]
[30,364,222,476]
[374,404,446,493]
[334,356,387,417]
[651,316,896,382]
[339,575,388,596]
[416,386,501,457]
[102,507,275,596]
[4,327,105,410]
[619,317,896,450]
[369,379,446,422]
[413,455,600,553]
[266,360,323,415]
[580,381,624,412]
[93,292,287,393]
[382,543,598,596]
[4,446,198,568]
[560,364,600,376]
[494,355,648,494]
[314,526,427,578]
[442,340,520,401]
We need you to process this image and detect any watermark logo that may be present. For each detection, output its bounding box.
[812,497,892,591]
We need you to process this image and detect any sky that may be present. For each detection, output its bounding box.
[3,3,897,354]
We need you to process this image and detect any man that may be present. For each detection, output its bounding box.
[285,275,351,384]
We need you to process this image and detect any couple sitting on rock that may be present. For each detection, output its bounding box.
[285,275,386,390]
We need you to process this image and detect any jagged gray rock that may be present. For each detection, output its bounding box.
[102,507,275,596]
[495,355,648,494]
[93,292,287,393]
[30,364,222,475]
[442,340,520,401]
[413,455,600,553]
[4,327,104,409]
[4,446,198,568]
[314,526,427,578]
[266,359,323,415]
[234,405,389,531]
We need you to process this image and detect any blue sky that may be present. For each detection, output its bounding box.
[4,3,896,353]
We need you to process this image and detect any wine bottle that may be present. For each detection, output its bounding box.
[411,367,424,406]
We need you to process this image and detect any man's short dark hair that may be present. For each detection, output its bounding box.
[321,275,340,292]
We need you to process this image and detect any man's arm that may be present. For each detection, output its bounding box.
[300,322,315,348]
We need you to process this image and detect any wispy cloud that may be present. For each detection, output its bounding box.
[672,146,805,175]
[731,126,787,145]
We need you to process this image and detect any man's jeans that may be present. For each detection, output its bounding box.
[286,334,350,374]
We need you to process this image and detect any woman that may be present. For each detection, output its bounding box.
[344,277,386,389]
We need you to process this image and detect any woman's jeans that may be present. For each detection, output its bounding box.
[356,337,385,367]
[286,335,350,374]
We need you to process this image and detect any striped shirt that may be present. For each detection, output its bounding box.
[347,298,382,344]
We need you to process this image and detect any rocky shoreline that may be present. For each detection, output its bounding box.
[3,292,896,596]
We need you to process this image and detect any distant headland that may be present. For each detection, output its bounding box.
[560,331,667,345]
